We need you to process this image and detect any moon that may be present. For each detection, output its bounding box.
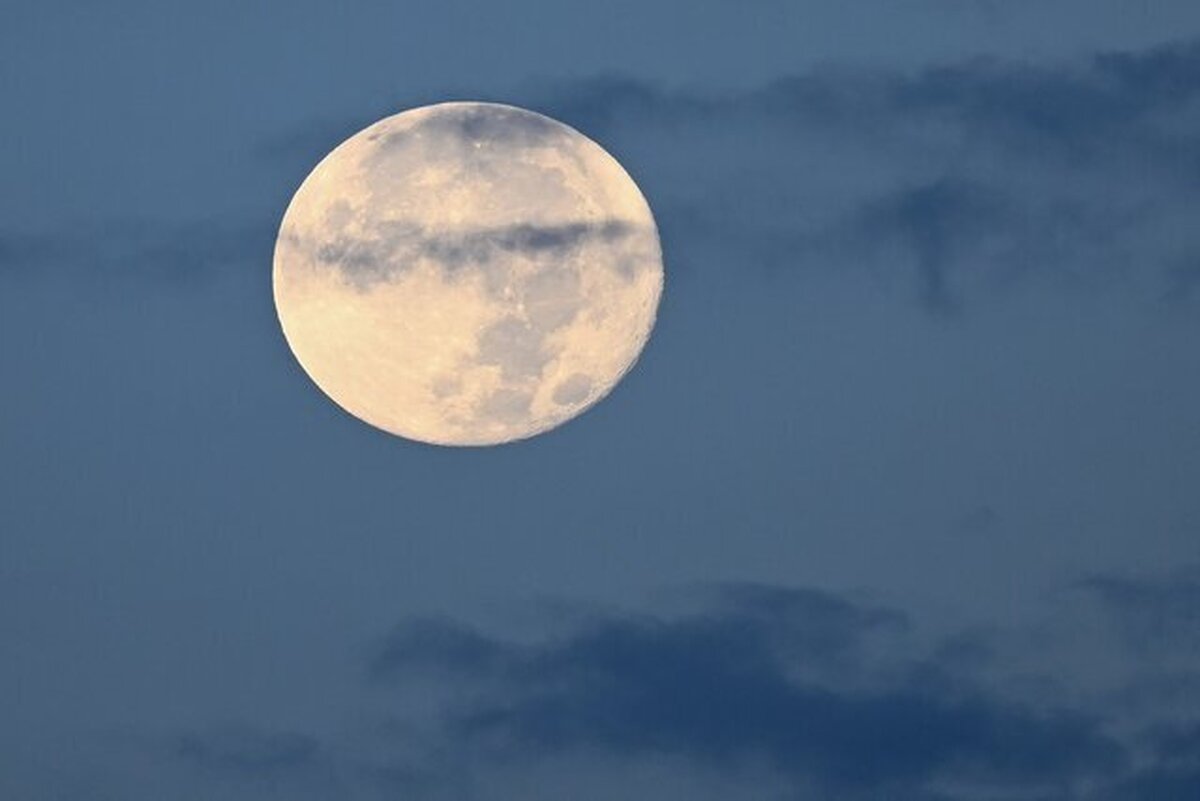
[273,102,664,446]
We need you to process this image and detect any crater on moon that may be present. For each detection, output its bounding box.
[273,102,664,446]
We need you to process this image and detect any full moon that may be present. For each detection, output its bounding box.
[273,102,664,446]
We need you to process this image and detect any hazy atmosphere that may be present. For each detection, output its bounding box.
[3,2,1200,799]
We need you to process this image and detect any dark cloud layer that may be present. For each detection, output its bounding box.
[49,571,1200,800]
[137,573,1198,799]
[355,580,1194,800]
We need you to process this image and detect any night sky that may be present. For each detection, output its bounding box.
[3,2,1200,799]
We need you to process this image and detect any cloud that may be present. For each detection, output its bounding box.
[424,221,636,268]
[296,219,640,289]
[104,573,1198,801]
[526,38,1200,311]
[11,39,1200,315]
[540,39,1200,158]
[368,584,1124,798]
[850,178,1010,314]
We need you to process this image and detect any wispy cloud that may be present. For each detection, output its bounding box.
[9,39,1200,315]
[123,570,1200,801]
[529,38,1200,312]
[359,582,1144,799]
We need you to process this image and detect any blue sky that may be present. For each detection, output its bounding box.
[2,2,1200,799]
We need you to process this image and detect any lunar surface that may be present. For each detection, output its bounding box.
[273,102,664,446]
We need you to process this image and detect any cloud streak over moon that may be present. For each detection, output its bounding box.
[288,218,645,290]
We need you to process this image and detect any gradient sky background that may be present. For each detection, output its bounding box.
[3,2,1200,799]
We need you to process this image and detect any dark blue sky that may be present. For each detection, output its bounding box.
[3,3,1200,799]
